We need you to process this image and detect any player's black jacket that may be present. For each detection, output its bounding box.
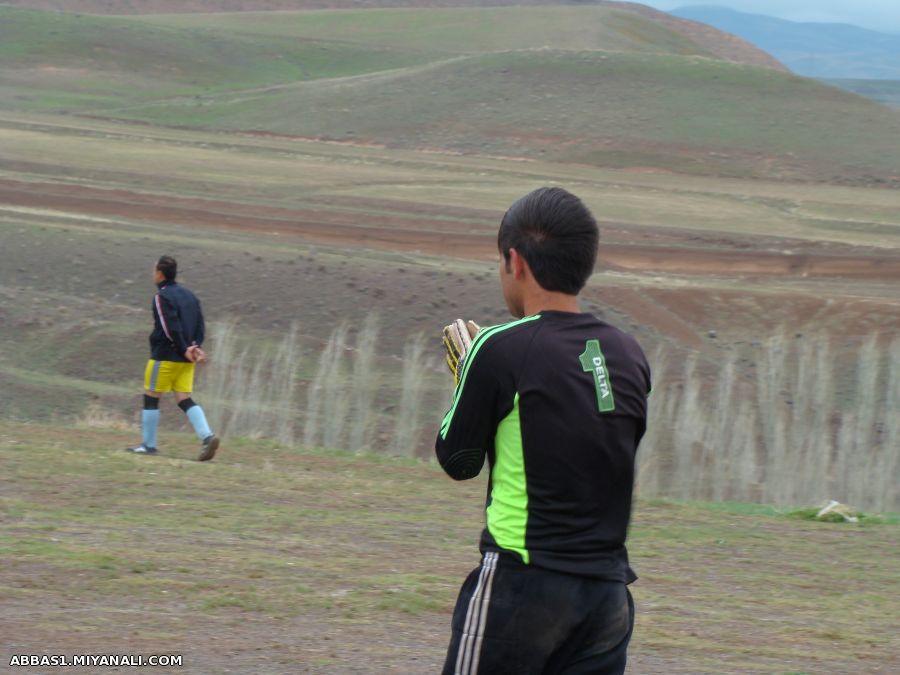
[435,311,650,582]
[149,280,205,363]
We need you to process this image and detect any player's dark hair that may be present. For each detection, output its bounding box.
[498,187,599,295]
[156,255,177,281]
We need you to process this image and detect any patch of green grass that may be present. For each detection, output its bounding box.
[786,506,893,525]
[353,572,455,615]
[373,589,445,614]
[0,537,123,570]
[647,498,784,517]
[201,592,269,612]
[664,499,900,524]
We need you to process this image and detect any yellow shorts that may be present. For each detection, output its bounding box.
[144,360,195,394]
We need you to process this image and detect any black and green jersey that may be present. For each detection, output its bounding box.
[435,311,650,582]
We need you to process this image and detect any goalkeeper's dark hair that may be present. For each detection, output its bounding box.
[156,255,177,281]
[498,187,599,295]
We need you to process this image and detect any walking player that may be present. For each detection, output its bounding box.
[437,188,651,674]
[127,255,219,461]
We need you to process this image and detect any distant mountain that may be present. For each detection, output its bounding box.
[826,80,900,109]
[671,5,900,80]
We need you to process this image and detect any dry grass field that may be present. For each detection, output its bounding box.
[2,422,898,673]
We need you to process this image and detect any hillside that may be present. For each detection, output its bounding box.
[141,6,714,57]
[0,5,719,114]
[0,6,436,110]
[149,50,900,180]
[1,5,895,183]
[0,0,786,70]
[671,5,900,80]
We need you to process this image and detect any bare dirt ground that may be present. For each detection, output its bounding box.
[2,173,897,391]
[2,179,898,282]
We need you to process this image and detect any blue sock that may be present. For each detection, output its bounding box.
[142,409,160,449]
[186,405,212,441]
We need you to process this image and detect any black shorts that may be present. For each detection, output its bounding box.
[442,552,634,675]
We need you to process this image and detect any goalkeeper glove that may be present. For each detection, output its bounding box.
[442,319,481,386]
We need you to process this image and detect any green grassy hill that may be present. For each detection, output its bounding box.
[139,6,709,56]
[0,4,718,103]
[114,49,900,182]
[2,1,788,69]
[2,5,895,182]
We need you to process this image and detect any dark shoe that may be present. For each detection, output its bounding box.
[198,435,219,462]
[126,444,158,455]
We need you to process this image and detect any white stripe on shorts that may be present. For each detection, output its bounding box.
[456,552,498,675]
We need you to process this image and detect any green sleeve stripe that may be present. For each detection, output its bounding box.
[439,321,516,438]
[439,314,541,439]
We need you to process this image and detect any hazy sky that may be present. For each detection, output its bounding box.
[639,1,900,33]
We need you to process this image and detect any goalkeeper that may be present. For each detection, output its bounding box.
[437,188,651,674]
[127,255,219,462]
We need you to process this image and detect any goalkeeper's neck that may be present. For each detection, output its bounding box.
[523,290,580,317]
[503,246,582,318]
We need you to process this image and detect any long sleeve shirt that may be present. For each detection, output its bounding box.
[435,311,650,582]
[150,280,205,363]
